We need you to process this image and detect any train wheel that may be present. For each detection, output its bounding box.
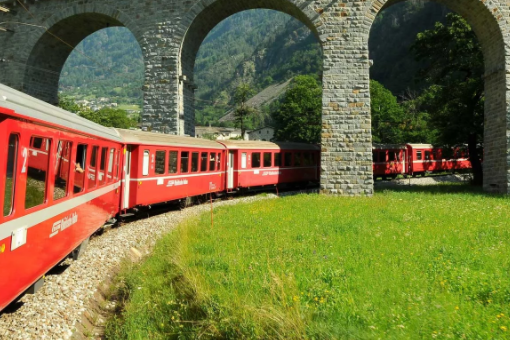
[27,276,45,295]
[180,197,194,210]
[196,195,208,205]
[71,237,90,261]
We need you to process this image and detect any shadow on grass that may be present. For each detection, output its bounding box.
[374,182,504,198]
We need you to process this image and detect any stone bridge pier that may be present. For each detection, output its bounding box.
[0,0,509,195]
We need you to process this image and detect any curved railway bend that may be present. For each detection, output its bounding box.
[0,176,464,339]
[0,193,288,340]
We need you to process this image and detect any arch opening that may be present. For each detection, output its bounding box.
[23,13,132,105]
[366,0,507,192]
[59,27,143,113]
[179,0,323,137]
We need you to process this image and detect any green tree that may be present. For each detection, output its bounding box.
[400,91,438,144]
[58,95,82,114]
[411,13,484,184]
[370,80,406,144]
[233,83,255,137]
[371,82,437,144]
[79,107,138,129]
[272,75,321,143]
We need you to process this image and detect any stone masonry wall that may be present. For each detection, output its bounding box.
[0,0,509,195]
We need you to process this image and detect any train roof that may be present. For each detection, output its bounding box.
[116,129,225,149]
[0,84,122,142]
[372,144,406,150]
[406,143,435,149]
[219,140,320,151]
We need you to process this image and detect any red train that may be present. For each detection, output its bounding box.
[372,143,472,179]
[0,84,320,311]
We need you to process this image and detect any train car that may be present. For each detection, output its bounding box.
[372,144,407,179]
[0,84,124,311]
[117,129,226,211]
[219,140,320,191]
[373,143,473,179]
[406,144,471,176]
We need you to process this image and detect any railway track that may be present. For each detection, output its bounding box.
[374,173,472,187]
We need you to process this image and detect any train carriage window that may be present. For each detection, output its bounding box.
[209,153,216,171]
[107,148,115,182]
[416,151,422,161]
[142,150,150,176]
[3,134,18,216]
[99,147,108,185]
[90,147,97,169]
[32,137,43,149]
[53,140,72,201]
[88,146,98,189]
[191,152,199,172]
[252,153,261,168]
[180,151,189,173]
[274,153,281,167]
[303,152,312,166]
[311,153,316,165]
[433,150,440,160]
[425,151,431,161]
[263,153,272,167]
[241,153,247,169]
[388,152,396,162]
[284,152,292,167]
[216,153,221,171]
[74,144,87,193]
[114,149,120,181]
[169,151,178,174]
[25,136,51,209]
[294,153,302,167]
[201,152,208,172]
[155,151,166,175]
[443,148,453,159]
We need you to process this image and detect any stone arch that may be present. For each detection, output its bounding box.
[22,5,142,105]
[177,0,324,136]
[364,0,509,193]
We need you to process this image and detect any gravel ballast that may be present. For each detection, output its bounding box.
[374,174,471,188]
[0,176,469,339]
[0,194,277,340]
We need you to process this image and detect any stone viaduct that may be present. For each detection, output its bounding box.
[0,0,508,195]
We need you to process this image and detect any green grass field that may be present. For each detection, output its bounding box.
[106,184,510,339]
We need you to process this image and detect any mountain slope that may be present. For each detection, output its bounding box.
[59,2,449,127]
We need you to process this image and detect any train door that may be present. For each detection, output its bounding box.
[401,150,406,174]
[227,151,234,190]
[122,146,132,209]
[407,148,413,175]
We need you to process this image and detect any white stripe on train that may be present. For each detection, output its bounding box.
[129,166,317,182]
[0,181,120,241]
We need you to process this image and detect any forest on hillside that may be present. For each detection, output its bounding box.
[59,1,449,128]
